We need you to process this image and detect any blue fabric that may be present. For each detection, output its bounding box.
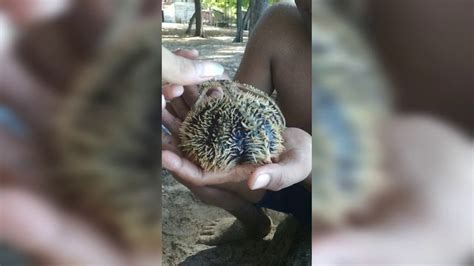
[255,182,311,228]
[0,106,27,137]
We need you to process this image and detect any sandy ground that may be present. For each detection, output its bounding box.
[162,23,310,265]
[162,23,248,78]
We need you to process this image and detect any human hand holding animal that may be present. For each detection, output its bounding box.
[162,84,312,191]
[1,1,163,265]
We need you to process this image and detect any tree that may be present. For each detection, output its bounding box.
[185,13,196,34]
[233,0,243,42]
[249,0,268,33]
[242,1,251,30]
[194,0,204,37]
[186,0,205,37]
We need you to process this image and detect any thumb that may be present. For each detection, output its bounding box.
[248,161,309,191]
[248,164,285,191]
[3,0,70,26]
[162,46,224,85]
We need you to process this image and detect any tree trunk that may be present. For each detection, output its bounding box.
[194,0,204,37]
[249,0,268,33]
[233,0,243,42]
[243,3,250,30]
[185,12,196,34]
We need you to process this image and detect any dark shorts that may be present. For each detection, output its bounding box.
[254,182,311,228]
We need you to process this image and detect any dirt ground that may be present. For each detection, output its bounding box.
[162,23,248,78]
[162,23,310,265]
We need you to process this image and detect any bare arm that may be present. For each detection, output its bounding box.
[234,5,289,95]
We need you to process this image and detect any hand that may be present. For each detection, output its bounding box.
[162,88,312,191]
[247,127,312,191]
[162,46,224,85]
[161,92,257,185]
[161,47,224,111]
[0,187,159,265]
[1,0,69,27]
[313,116,473,264]
[162,81,254,212]
[0,84,159,266]
[1,2,162,264]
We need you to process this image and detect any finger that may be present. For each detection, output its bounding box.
[0,126,40,185]
[0,13,15,53]
[248,164,284,191]
[173,49,199,60]
[163,83,185,116]
[182,84,200,108]
[162,84,184,100]
[216,70,231,80]
[205,164,256,184]
[0,56,59,135]
[165,101,178,117]
[162,150,205,186]
[162,150,256,186]
[170,97,189,121]
[246,128,312,191]
[312,231,379,265]
[161,132,180,155]
[161,109,181,136]
[162,46,224,85]
[0,188,127,265]
[248,154,310,191]
[3,0,70,26]
[161,94,165,110]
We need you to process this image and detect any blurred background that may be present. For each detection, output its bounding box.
[312,0,472,264]
[1,0,472,265]
[1,0,162,265]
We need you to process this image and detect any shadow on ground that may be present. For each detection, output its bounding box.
[179,217,311,266]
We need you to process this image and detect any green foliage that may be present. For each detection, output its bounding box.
[202,0,249,10]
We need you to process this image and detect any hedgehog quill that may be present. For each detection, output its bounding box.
[50,21,162,251]
[179,80,286,172]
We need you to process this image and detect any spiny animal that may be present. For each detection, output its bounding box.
[50,20,161,251]
[179,80,286,172]
[312,1,391,225]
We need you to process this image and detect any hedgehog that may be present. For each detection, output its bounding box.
[48,20,162,251]
[178,80,286,172]
[312,1,391,226]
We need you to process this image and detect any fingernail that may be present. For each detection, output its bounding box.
[171,85,184,97]
[251,174,271,190]
[198,62,224,78]
[190,49,199,57]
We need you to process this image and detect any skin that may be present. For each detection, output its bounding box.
[311,1,473,263]
[162,2,312,243]
[163,2,313,191]
[234,0,312,190]
[366,0,474,135]
[0,0,221,264]
[313,116,473,264]
[3,0,469,263]
[162,46,224,86]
